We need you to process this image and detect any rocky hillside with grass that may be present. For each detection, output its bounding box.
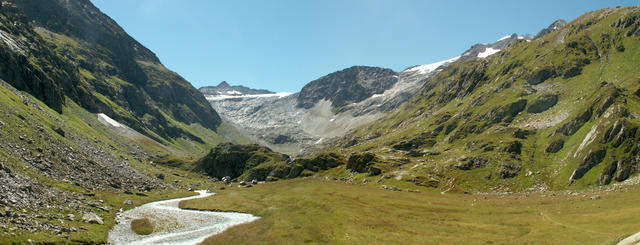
[0,0,231,242]
[322,6,640,192]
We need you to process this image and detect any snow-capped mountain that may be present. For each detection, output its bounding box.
[203,20,566,155]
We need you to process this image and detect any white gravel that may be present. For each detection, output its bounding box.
[618,231,640,245]
[107,190,259,245]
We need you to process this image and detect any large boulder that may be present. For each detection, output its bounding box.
[82,212,103,225]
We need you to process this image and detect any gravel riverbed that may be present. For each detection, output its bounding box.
[107,190,258,245]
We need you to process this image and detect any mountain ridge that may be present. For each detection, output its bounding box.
[200,81,275,97]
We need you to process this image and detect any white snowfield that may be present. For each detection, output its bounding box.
[107,190,258,245]
[97,113,124,128]
[477,47,500,58]
[497,35,512,41]
[405,56,460,74]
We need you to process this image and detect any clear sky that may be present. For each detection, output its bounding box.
[90,0,638,92]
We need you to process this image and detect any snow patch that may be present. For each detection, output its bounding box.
[97,113,123,128]
[406,56,460,74]
[477,47,500,58]
[225,90,242,95]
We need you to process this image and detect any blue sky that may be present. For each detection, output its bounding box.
[91,0,638,92]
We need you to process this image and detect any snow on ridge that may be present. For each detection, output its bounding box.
[225,90,242,95]
[497,35,512,41]
[406,56,460,75]
[477,47,500,58]
[97,113,123,128]
[205,92,293,101]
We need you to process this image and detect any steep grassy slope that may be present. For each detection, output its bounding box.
[319,6,640,192]
[1,0,221,150]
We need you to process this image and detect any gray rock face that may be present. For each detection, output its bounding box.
[297,66,398,110]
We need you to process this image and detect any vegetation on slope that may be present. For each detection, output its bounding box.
[319,6,640,192]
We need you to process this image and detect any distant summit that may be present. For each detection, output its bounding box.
[458,19,567,61]
[199,81,275,96]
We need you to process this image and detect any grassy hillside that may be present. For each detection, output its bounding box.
[316,6,640,192]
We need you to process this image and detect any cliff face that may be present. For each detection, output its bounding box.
[1,0,221,143]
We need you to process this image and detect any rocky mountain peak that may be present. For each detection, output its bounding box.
[296,66,398,109]
[534,19,567,39]
[199,81,275,97]
[459,19,567,61]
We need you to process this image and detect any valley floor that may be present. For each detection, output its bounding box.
[181,178,640,245]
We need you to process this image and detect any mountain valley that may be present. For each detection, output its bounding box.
[0,0,639,244]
